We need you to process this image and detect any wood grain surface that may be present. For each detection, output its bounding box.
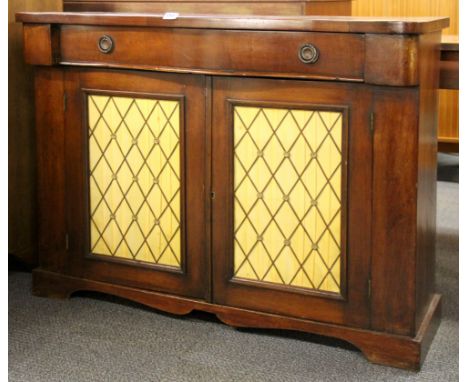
[8,0,62,267]
[62,0,349,17]
[16,12,450,34]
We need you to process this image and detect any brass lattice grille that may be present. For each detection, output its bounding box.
[88,95,181,268]
[233,106,343,293]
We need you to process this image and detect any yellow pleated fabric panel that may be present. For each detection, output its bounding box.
[233,106,342,293]
[88,95,181,268]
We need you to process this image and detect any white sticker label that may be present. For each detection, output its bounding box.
[163,12,179,20]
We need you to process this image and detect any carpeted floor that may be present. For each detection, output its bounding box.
[9,164,459,381]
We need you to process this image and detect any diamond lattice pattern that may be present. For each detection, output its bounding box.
[88,95,181,268]
[233,106,343,293]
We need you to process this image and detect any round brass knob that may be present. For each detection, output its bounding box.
[298,44,319,64]
[98,35,114,54]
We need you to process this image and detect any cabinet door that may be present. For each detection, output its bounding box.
[64,69,207,299]
[212,77,372,327]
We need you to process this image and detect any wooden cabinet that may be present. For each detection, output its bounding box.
[18,12,447,370]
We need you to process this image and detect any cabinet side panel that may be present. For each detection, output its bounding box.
[35,68,67,272]
[415,32,440,333]
[371,88,419,336]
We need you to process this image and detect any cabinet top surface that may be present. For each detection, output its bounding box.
[16,12,449,34]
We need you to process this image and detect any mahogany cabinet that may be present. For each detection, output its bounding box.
[17,12,447,370]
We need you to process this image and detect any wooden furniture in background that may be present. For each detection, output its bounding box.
[18,12,446,370]
[438,35,458,152]
[440,35,459,90]
[351,0,459,151]
[63,0,352,15]
[8,0,62,267]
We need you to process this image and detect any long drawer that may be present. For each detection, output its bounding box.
[60,25,365,81]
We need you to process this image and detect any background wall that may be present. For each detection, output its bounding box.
[352,0,459,147]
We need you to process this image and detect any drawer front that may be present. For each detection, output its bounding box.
[60,26,365,81]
